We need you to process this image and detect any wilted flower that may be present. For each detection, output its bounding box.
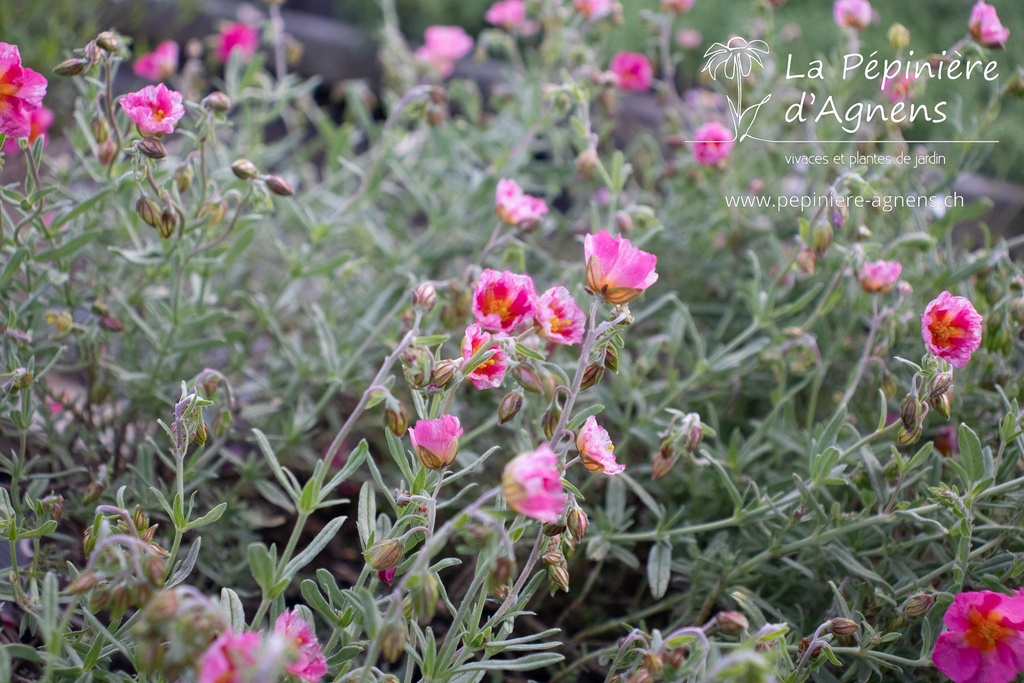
[932,590,1024,683]
[693,122,735,165]
[119,84,185,136]
[969,2,1010,49]
[461,323,508,389]
[833,0,873,30]
[858,260,902,293]
[576,416,625,474]
[610,52,653,91]
[0,43,47,139]
[133,40,179,81]
[535,287,585,345]
[495,179,548,226]
[502,444,566,522]
[472,269,538,333]
[584,230,659,304]
[921,291,983,368]
[485,1,526,30]
[197,631,262,683]
[573,0,613,20]
[409,415,463,469]
[415,26,474,78]
[216,22,260,62]
[274,610,328,682]
[2,106,52,153]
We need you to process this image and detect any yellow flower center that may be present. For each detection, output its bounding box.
[153,107,166,121]
[548,316,569,334]
[965,607,1013,652]
[928,310,966,349]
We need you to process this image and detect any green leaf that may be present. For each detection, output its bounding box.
[281,516,347,581]
[958,423,984,486]
[647,540,672,599]
[461,652,564,672]
[567,404,605,432]
[357,482,375,548]
[185,502,227,531]
[220,588,246,632]
[168,538,202,587]
[248,543,275,591]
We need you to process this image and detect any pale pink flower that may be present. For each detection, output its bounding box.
[661,0,695,13]
[2,106,52,153]
[932,590,1024,683]
[535,287,585,345]
[216,23,260,62]
[677,28,703,50]
[409,415,463,469]
[858,260,902,293]
[970,2,1010,48]
[119,83,185,136]
[584,230,659,305]
[882,73,916,103]
[0,43,47,139]
[133,40,179,81]
[610,52,653,92]
[574,0,613,19]
[921,291,983,369]
[415,26,474,78]
[472,269,538,333]
[495,178,548,227]
[486,1,526,29]
[833,0,873,30]
[197,631,262,683]
[461,324,508,389]
[502,444,566,522]
[275,610,328,683]
[576,416,624,475]
[693,122,735,166]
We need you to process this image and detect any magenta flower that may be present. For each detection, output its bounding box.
[921,291,983,369]
[485,0,526,30]
[858,260,902,294]
[275,609,328,683]
[610,52,653,92]
[461,323,508,389]
[661,0,695,13]
[415,26,474,78]
[574,0,613,19]
[495,179,548,227]
[472,269,538,333]
[535,287,585,346]
[378,566,397,586]
[0,43,47,139]
[576,416,625,475]
[502,444,566,522]
[120,83,185,136]
[198,631,262,683]
[584,231,659,305]
[970,2,1010,48]
[216,22,260,62]
[932,590,1024,683]
[2,106,52,153]
[693,122,735,166]
[409,414,463,469]
[133,40,179,81]
[833,0,873,30]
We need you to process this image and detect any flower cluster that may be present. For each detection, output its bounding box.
[198,610,327,682]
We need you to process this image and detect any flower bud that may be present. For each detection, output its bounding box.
[900,395,921,431]
[927,373,953,401]
[898,424,923,447]
[412,282,437,313]
[576,149,598,179]
[363,538,403,572]
[543,523,566,538]
[489,556,515,592]
[542,407,560,440]
[265,174,295,197]
[91,116,110,143]
[96,32,119,52]
[664,647,687,668]
[930,391,952,420]
[197,200,226,225]
[430,359,458,389]
[641,651,663,675]
[716,610,750,634]
[411,574,439,621]
[566,506,589,541]
[498,391,524,424]
[603,345,619,373]
[231,159,259,180]
[202,92,232,113]
[99,316,124,332]
[615,211,633,234]
[651,451,676,479]
[379,619,407,662]
[66,572,102,594]
[548,563,570,593]
[159,208,178,239]
[828,617,859,636]
[579,363,604,391]
[888,23,911,51]
[685,423,704,454]
[402,347,435,390]
[136,198,162,230]
[385,401,409,437]
[881,372,898,398]
[903,592,935,617]
[97,140,118,165]
[796,246,816,275]
[512,365,544,393]
[829,203,847,231]
[137,138,167,159]
[83,481,104,506]
[174,166,193,193]
[55,57,89,77]
[811,222,833,253]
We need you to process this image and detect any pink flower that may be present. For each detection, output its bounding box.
[921,291,983,369]
[693,122,735,166]
[133,40,179,81]
[275,610,328,683]
[610,52,653,92]
[932,590,1024,683]
[119,83,185,136]
[833,0,873,30]
[502,444,566,522]
[495,178,548,227]
[2,106,52,153]
[216,23,260,62]
[415,26,474,78]
[485,0,526,29]
[661,0,695,13]
[882,73,916,103]
[574,0,613,20]
[677,28,703,50]
[535,287,585,345]
[0,43,47,139]
[576,416,624,475]
[198,631,262,683]
[970,2,1010,49]
[378,567,396,586]
[409,415,463,469]
[461,324,508,389]
[472,269,538,333]
[858,260,902,293]
[584,230,659,305]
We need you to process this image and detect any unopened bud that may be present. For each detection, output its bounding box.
[97,139,118,165]
[881,372,897,398]
[90,116,109,143]
[265,174,295,197]
[385,402,409,437]
[888,23,911,51]
[430,359,458,389]
[580,363,604,391]
[898,424,923,447]
[664,647,687,668]
[542,407,561,440]
[797,246,816,275]
[829,203,847,231]
[930,391,952,420]
[489,556,515,590]
[11,368,33,389]
[603,345,619,373]
[96,32,119,52]
[900,395,921,431]
[412,282,437,313]
[66,572,102,594]
[498,391,524,424]
[513,365,544,393]
[411,574,439,621]
[174,166,193,193]
[402,347,434,390]
[197,200,226,225]
[136,197,161,229]
[54,58,88,77]
[543,524,566,538]
[811,222,833,253]
[231,159,259,180]
[716,610,750,634]
[576,149,598,179]
[651,451,676,479]
[137,138,167,159]
[379,619,407,662]
[98,315,123,332]
[566,507,589,541]
[83,481,104,506]
[927,373,953,401]
[642,651,663,675]
[363,538,403,571]
[548,563,570,593]
[685,424,703,454]
[904,592,935,617]
[615,211,633,233]
[159,208,178,239]
[202,92,231,113]
[829,617,860,636]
